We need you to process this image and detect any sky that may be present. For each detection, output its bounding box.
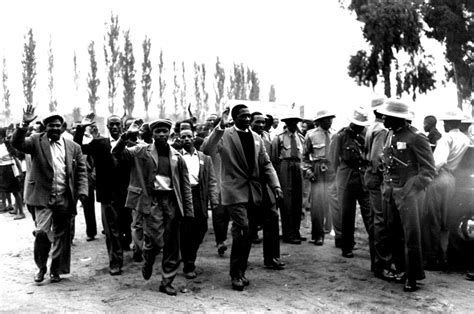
[0,0,459,129]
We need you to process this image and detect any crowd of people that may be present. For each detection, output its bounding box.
[1,98,473,295]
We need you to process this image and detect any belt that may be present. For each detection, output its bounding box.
[281,157,301,162]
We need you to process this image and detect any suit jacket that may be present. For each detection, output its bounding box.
[201,126,280,206]
[180,149,219,217]
[11,127,88,214]
[112,139,194,218]
[73,126,130,203]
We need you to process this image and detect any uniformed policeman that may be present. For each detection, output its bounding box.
[329,107,373,262]
[301,109,339,246]
[377,100,436,292]
[271,116,305,244]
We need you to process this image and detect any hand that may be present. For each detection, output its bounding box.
[274,187,283,200]
[126,119,143,135]
[81,112,95,127]
[22,105,37,124]
[220,107,230,128]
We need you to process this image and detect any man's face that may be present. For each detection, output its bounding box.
[318,117,333,131]
[286,121,298,133]
[251,116,266,135]
[107,117,122,138]
[152,126,170,146]
[272,118,279,128]
[45,119,62,142]
[206,116,216,128]
[180,130,194,151]
[423,118,432,132]
[235,109,251,130]
[301,122,308,133]
[383,115,403,130]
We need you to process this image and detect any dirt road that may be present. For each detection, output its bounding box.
[1,207,473,312]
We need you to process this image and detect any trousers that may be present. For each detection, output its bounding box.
[278,160,303,240]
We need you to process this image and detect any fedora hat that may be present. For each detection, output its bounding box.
[376,99,414,120]
[313,109,336,121]
[348,107,370,126]
[371,96,387,108]
[439,108,466,121]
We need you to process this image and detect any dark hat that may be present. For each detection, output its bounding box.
[281,117,302,123]
[43,113,64,125]
[231,104,248,120]
[0,127,6,137]
[150,118,173,130]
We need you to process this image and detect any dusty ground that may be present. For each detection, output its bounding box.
[1,205,473,312]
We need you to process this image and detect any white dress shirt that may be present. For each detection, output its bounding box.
[433,129,470,171]
[50,137,67,195]
[182,149,200,187]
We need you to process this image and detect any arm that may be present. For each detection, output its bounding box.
[201,126,224,157]
[301,134,315,179]
[328,133,341,172]
[73,125,92,155]
[270,135,280,168]
[432,135,449,170]
[206,157,219,207]
[178,156,194,218]
[111,136,142,160]
[73,145,89,199]
[11,126,35,155]
[412,134,436,189]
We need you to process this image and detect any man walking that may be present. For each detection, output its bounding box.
[202,105,282,291]
[112,119,193,296]
[12,106,88,283]
[378,100,436,292]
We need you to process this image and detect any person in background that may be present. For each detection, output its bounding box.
[12,106,88,284]
[423,115,442,151]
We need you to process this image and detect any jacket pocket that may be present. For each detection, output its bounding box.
[127,186,142,194]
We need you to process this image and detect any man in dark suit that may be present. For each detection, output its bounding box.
[12,106,88,283]
[202,105,282,291]
[179,126,219,279]
[73,113,130,275]
[112,118,194,296]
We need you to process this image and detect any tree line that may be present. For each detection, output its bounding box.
[1,13,278,122]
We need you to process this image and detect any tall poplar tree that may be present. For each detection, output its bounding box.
[47,36,57,112]
[214,56,225,112]
[158,49,166,118]
[141,36,152,119]
[2,57,11,118]
[22,28,36,107]
[121,29,136,117]
[87,41,100,113]
[104,13,121,114]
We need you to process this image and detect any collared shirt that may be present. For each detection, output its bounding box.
[50,137,67,195]
[182,149,200,187]
[433,129,470,171]
[365,119,388,171]
[0,143,14,166]
[109,136,119,149]
[304,126,332,161]
[233,125,249,133]
[276,130,304,159]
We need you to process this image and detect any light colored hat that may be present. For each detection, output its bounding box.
[43,113,64,125]
[376,99,414,120]
[150,118,173,130]
[348,107,370,126]
[461,116,474,123]
[371,96,387,108]
[439,107,467,121]
[313,109,336,121]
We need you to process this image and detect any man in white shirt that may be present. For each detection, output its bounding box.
[422,108,470,270]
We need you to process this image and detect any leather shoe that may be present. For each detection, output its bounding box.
[299,236,307,241]
[217,243,227,256]
[283,238,301,245]
[265,258,285,270]
[231,277,244,291]
[403,279,417,292]
[252,237,262,244]
[50,273,61,283]
[309,238,324,246]
[184,271,197,279]
[159,284,177,296]
[465,272,474,281]
[241,275,250,286]
[142,263,153,280]
[394,271,406,283]
[34,268,47,283]
[374,269,395,281]
[109,267,122,276]
[86,236,95,242]
[342,250,354,258]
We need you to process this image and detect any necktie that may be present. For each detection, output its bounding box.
[324,131,330,157]
[290,134,299,158]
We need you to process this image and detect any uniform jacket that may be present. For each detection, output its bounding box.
[270,130,305,166]
[180,149,219,218]
[301,127,335,179]
[382,125,436,191]
[112,139,194,218]
[74,126,130,203]
[329,126,367,190]
[11,127,88,214]
[201,126,280,206]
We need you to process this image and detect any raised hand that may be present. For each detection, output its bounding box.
[127,119,143,134]
[22,105,37,124]
[220,107,230,128]
[81,112,95,127]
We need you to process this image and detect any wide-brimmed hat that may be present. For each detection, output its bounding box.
[376,100,414,120]
[313,109,336,121]
[371,96,387,108]
[461,116,474,124]
[348,107,370,126]
[281,116,302,123]
[439,108,466,121]
[150,118,173,130]
[43,113,64,125]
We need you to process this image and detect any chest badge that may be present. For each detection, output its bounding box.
[396,142,407,150]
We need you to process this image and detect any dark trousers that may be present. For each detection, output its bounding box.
[83,184,97,238]
[228,203,254,278]
[309,165,336,241]
[212,203,230,245]
[143,191,181,286]
[339,177,374,268]
[383,183,425,281]
[101,202,123,269]
[131,209,144,256]
[278,160,303,241]
[422,169,455,265]
[34,193,72,274]
[180,186,208,273]
[262,188,280,262]
[365,171,392,272]
[118,206,132,250]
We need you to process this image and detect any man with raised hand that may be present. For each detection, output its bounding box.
[12,105,88,284]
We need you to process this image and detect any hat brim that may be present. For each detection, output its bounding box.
[314,114,335,121]
[461,118,474,123]
[439,115,466,121]
[348,117,370,126]
[281,117,302,123]
[43,114,64,125]
[376,107,413,120]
